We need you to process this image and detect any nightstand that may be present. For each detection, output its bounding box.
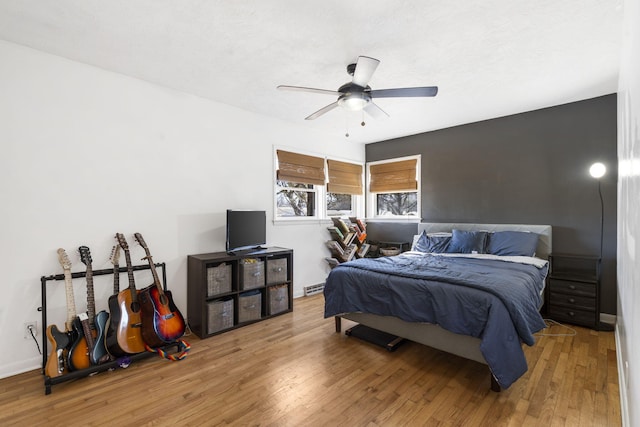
[546,253,602,330]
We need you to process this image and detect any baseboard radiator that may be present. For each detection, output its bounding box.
[304,283,324,296]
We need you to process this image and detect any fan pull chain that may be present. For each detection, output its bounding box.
[345,113,350,137]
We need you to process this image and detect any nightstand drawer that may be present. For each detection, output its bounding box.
[549,292,596,311]
[548,279,596,297]
[548,305,597,328]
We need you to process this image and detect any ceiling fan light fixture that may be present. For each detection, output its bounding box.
[338,93,370,111]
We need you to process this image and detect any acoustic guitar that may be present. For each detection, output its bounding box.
[45,249,76,378]
[134,233,186,347]
[105,234,146,356]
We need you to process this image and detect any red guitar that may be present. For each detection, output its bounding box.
[134,233,186,347]
[105,234,146,356]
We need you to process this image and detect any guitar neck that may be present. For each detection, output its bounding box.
[86,265,95,326]
[134,233,164,294]
[123,249,138,303]
[112,263,120,295]
[80,315,95,351]
[143,252,164,293]
[63,268,76,331]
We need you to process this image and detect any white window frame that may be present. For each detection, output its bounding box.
[366,154,421,222]
[273,146,365,223]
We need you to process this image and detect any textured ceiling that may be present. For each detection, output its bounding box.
[0,0,624,144]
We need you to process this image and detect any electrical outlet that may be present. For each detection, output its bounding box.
[24,321,37,339]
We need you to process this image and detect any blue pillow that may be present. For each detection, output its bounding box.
[414,231,451,253]
[446,230,488,254]
[486,231,539,257]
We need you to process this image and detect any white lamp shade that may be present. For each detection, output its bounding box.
[589,162,606,179]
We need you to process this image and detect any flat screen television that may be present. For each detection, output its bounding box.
[226,209,267,253]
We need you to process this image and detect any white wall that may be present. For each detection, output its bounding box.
[0,40,364,379]
[616,0,639,425]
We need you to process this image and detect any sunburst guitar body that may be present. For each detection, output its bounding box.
[134,233,185,347]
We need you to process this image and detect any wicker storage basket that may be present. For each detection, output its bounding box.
[380,247,401,256]
[266,258,288,285]
[267,284,289,315]
[240,259,265,290]
[207,263,232,297]
[207,297,234,334]
[238,290,262,323]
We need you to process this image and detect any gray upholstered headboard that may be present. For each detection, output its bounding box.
[417,223,552,260]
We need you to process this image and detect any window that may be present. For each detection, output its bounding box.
[276,181,317,217]
[326,193,354,217]
[367,156,420,219]
[326,159,363,217]
[275,150,324,219]
[274,149,364,221]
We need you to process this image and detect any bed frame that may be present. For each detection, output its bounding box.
[334,222,552,392]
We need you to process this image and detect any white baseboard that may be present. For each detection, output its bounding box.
[600,312,616,325]
[0,356,40,380]
[615,324,630,427]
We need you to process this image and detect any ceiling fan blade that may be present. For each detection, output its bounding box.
[351,56,380,88]
[370,86,439,98]
[305,101,340,120]
[364,102,390,119]
[277,85,340,96]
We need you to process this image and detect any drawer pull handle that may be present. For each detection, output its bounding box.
[568,311,575,317]
[569,285,576,290]
[569,298,576,303]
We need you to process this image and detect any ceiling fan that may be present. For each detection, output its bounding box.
[277,56,438,120]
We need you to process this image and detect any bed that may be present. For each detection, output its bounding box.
[324,223,551,391]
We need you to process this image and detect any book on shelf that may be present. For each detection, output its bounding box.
[356,243,371,258]
[349,217,366,234]
[325,257,340,268]
[342,232,356,247]
[341,244,357,262]
[332,217,351,235]
[325,240,344,256]
[327,226,344,240]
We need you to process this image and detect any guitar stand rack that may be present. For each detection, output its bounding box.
[39,262,178,395]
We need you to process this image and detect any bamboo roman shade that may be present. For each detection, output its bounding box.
[369,159,418,192]
[327,160,363,195]
[276,150,325,186]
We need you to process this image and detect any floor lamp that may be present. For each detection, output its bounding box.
[589,162,606,259]
[589,162,613,331]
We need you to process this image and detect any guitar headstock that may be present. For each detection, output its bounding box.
[116,233,129,251]
[109,245,120,266]
[133,233,148,250]
[57,248,72,270]
[78,246,92,266]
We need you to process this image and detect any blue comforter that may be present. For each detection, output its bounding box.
[324,253,548,388]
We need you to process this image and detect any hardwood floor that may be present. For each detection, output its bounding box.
[0,294,620,426]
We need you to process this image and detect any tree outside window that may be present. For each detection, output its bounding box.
[376,192,418,216]
[327,193,354,216]
[276,181,316,217]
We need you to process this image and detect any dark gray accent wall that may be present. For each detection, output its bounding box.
[366,94,618,314]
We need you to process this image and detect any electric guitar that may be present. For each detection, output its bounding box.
[106,234,146,356]
[134,233,186,347]
[68,246,96,371]
[91,246,121,364]
[45,248,76,377]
